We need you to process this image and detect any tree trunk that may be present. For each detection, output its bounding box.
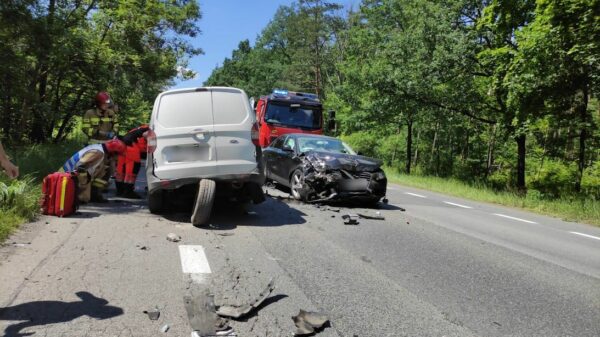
[30,0,56,143]
[430,121,439,168]
[405,119,413,174]
[575,86,589,192]
[413,126,421,167]
[54,88,86,142]
[516,133,526,193]
[486,124,497,178]
[462,119,471,162]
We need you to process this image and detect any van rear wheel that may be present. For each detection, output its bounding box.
[191,179,216,226]
[148,190,164,214]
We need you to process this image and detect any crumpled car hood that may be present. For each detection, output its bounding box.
[303,151,383,172]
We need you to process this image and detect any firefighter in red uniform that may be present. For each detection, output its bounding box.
[115,125,149,199]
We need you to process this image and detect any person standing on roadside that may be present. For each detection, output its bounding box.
[82,92,119,144]
[82,92,120,190]
[0,141,19,179]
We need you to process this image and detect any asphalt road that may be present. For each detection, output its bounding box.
[1,174,599,337]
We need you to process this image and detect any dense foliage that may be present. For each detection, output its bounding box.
[205,0,599,199]
[0,0,202,144]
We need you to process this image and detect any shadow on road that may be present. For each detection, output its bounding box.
[0,292,123,337]
[163,196,307,229]
[237,294,289,322]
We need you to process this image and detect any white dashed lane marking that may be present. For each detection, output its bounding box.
[493,213,538,224]
[404,192,427,198]
[178,245,212,274]
[443,201,473,209]
[569,232,600,241]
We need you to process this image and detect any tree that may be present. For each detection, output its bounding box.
[0,0,202,144]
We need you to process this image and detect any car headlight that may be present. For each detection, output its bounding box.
[373,171,386,180]
[312,160,327,172]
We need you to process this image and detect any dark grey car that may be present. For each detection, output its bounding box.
[263,134,387,204]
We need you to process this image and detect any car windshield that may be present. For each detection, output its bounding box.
[297,137,357,155]
[265,102,322,130]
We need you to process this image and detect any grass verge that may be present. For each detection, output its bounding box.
[0,140,82,241]
[385,169,600,227]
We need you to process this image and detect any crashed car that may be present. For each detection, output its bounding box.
[263,134,387,204]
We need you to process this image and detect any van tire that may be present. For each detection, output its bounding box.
[148,190,164,214]
[191,179,216,226]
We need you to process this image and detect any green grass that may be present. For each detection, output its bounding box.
[385,169,600,227]
[0,140,83,241]
[0,176,42,241]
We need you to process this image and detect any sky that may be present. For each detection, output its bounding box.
[171,0,358,90]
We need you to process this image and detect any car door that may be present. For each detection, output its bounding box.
[277,135,299,185]
[265,135,288,184]
[152,88,218,180]
[263,136,283,181]
[211,87,258,175]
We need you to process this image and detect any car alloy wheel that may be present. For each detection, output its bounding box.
[290,170,304,200]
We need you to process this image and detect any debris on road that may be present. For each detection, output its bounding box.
[184,291,217,336]
[143,306,160,320]
[357,212,385,220]
[166,233,181,242]
[342,214,359,225]
[137,245,149,250]
[216,278,275,319]
[215,327,237,336]
[292,310,329,336]
[217,233,234,237]
[161,324,170,333]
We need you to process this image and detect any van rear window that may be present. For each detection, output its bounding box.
[157,91,213,127]
[212,89,250,125]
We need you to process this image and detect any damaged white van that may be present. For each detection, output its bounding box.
[145,87,265,225]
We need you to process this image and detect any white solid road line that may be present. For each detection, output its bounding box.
[493,213,538,224]
[569,232,600,241]
[443,201,473,209]
[404,192,427,198]
[178,245,212,274]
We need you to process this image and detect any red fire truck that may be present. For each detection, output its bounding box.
[253,89,334,148]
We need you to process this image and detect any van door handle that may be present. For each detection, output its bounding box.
[230,139,239,144]
[189,128,207,141]
[188,128,204,135]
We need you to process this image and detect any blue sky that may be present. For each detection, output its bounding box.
[171,0,358,89]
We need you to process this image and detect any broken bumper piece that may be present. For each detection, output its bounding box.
[303,171,387,203]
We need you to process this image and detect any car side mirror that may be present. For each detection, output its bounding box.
[282,145,294,152]
[357,151,363,156]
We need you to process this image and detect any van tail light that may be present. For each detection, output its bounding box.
[147,129,157,154]
[251,122,260,146]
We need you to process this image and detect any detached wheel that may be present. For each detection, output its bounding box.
[191,179,216,226]
[148,190,164,214]
[290,169,306,201]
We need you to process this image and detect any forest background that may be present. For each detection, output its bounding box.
[0,0,598,235]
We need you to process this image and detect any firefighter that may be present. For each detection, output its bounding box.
[115,125,149,199]
[82,92,119,144]
[60,139,126,203]
[82,92,120,191]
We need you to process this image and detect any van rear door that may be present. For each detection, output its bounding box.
[211,87,258,175]
[152,88,218,180]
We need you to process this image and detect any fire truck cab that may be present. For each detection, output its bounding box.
[254,89,325,148]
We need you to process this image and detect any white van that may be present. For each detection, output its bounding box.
[146,87,265,225]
